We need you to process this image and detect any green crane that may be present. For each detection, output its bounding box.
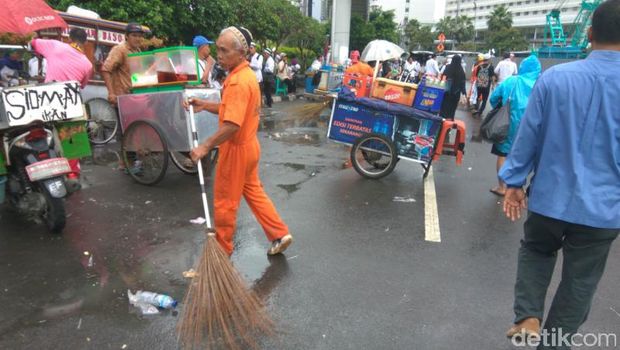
[540,0,603,58]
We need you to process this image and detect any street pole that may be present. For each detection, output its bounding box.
[473,1,477,51]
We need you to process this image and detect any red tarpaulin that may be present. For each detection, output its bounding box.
[0,0,67,35]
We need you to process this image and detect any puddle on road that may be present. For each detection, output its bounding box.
[261,105,331,146]
[277,183,301,194]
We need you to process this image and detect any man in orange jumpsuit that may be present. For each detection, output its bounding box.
[188,26,292,256]
[345,50,374,76]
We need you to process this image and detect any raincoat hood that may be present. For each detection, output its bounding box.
[518,55,541,82]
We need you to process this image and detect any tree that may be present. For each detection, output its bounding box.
[349,14,375,51]
[487,5,513,33]
[349,8,399,52]
[287,16,325,70]
[486,5,528,54]
[403,19,434,51]
[436,15,474,48]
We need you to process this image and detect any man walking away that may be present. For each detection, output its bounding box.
[424,54,439,77]
[473,54,495,116]
[501,1,620,348]
[261,48,275,108]
[495,52,518,84]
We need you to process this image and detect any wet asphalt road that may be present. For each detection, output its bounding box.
[0,100,619,350]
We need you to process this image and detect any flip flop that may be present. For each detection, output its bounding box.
[490,188,505,197]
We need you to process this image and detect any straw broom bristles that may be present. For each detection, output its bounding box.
[177,231,275,350]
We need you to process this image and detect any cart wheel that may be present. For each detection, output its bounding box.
[86,98,119,145]
[351,133,398,179]
[170,151,198,174]
[121,120,169,186]
[170,149,218,177]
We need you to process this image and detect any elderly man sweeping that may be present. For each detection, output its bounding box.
[186,26,293,256]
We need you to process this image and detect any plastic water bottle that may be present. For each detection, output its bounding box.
[128,290,177,309]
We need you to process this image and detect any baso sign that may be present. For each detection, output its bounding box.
[24,15,56,26]
[61,25,125,45]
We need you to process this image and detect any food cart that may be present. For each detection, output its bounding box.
[116,46,219,186]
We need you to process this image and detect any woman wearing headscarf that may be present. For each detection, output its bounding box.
[439,54,466,120]
[489,54,541,196]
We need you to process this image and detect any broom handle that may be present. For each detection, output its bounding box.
[188,103,213,229]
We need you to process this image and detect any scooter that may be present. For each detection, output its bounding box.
[2,122,70,233]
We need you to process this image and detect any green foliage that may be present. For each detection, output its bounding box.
[287,17,326,70]
[487,28,528,54]
[403,19,434,51]
[349,8,399,51]
[435,16,474,46]
[485,6,527,54]
[47,0,303,48]
[487,5,513,33]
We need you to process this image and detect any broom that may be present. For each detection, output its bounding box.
[177,104,275,350]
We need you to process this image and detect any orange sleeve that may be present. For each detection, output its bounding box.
[220,81,249,127]
[362,64,374,76]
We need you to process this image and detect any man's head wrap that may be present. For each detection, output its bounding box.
[224,26,253,52]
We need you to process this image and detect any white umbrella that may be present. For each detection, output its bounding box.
[360,40,404,62]
[360,40,404,79]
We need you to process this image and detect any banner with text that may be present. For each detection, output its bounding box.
[0,82,84,129]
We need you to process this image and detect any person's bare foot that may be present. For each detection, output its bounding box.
[490,187,506,196]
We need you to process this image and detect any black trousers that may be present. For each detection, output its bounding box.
[262,80,273,107]
[514,212,618,349]
[475,86,490,114]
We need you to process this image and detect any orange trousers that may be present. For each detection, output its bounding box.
[214,139,289,255]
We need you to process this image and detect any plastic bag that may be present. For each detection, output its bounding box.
[469,84,478,106]
[480,98,510,143]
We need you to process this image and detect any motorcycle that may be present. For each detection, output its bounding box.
[2,122,70,233]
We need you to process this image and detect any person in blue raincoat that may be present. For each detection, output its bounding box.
[488,55,541,196]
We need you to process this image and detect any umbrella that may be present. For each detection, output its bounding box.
[360,40,404,62]
[0,0,67,35]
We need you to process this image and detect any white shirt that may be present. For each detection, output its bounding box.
[310,59,321,71]
[263,56,275,74]
[404,60,420,75]
[28,56,47,77]
[494,58,518,83]
[249,53,263,83]
[425,58,439,76]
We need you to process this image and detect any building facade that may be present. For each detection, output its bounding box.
[370,0,446,26]
[444,0,583,30]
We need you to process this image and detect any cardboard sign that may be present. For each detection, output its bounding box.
[0,82,84,129]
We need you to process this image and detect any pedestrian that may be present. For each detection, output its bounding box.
[472,54,495,116]
[424,53,440,77]
[439,54,466,121]
[0,50,24,87]
[494,52,519,84]
[27,54,46,83]
[261,48,275,108]
[31,28,94,192]
[248,42,263,84]
[276,53,291,93]
[402,53,421,83]
[344,50,373,76]
[192,35,216,87]
[101,22,145,106]
[501,1,620,346]
[488,55,541,197]
[288,57,300,93]
[186,26,293,256]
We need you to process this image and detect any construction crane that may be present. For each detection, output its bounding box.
[539,0,603,58]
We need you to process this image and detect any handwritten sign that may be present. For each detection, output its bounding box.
[0,82,84,129]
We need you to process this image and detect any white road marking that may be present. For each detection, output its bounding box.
[424,167,441,242]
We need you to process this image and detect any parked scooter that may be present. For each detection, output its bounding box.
[2,122,70,233]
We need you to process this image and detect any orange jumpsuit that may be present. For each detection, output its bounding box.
[345,61,374,76]
[214,61,289,255]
